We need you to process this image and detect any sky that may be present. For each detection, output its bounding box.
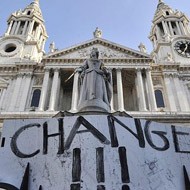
[0,0,190,54]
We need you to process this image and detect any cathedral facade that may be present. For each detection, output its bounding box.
[0,0,190,133]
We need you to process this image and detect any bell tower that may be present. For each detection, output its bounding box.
[149,0,190,64]
[0,0,48,63]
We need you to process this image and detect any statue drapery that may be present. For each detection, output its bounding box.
[76,48,112,112]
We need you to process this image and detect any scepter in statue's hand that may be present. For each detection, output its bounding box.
[64,67,83,83]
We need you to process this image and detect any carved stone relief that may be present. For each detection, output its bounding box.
[34,76,43,86]
[78,46,130,59]
[58,44,133,59]
[153,77,162,86]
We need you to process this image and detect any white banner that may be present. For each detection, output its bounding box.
[0,115,190,190]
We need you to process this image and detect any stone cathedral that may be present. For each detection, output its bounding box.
[0,0,190,123]
[0,0,189,127]
[0,0,190,189]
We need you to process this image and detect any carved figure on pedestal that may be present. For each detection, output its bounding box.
[76,48,112,112]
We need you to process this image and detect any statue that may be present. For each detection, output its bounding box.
[138,43,147,53]
[93,27,102,38]
[76,48,112,112]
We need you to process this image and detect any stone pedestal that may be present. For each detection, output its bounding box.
[78,99,111,112]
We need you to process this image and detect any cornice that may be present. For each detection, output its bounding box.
[152,64,190,74]
[42,58,153,64]
[179,66,190,72]
[0,35,26,43]
[153,14,188,25]
[0,111,189,124]
[0,63,44,74]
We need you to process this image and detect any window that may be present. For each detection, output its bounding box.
[32,22,39,36]
[18,21,25,35]
[171,22,178,35]
[30,89,41,107]
[155,90,165,108]
[166,11,169,15]
[158,22,164,36]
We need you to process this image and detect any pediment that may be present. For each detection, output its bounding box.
[44,38,150,60]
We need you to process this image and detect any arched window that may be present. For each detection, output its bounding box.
[155,90,165,108]
[30,89,41,107]
[166,11,170,15]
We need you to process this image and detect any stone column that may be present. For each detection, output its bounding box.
[162,21,168,34]
[6,20,13,35]
[49,68,60,111]
[9,73,23,111]
[38,68,50,111]
[164,21,170,35]
[116,68,124,111]
[179,22,186,35]
[71,71,79,112]
[156,25,161,40]
[41,39,46,51]
[19,73,32,111]
[163,74,177,111]
[183,21,189,34]
[15,21,21,35]
[183,82,190,109]
[146,69,157,111]
[28,20,35,36]
[109,68,115,112]
[10,21,17,35]
[136,68,146,111]
[173,74,189,111]
[23,21,28,35]
[0,88,7,110]
[35,25,41,39]
[168,22,174,36]
[176,22,182,35]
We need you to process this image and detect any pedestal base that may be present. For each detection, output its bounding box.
[78,99,111,112]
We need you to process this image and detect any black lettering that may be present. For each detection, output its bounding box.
[122,185,130,190]
[144,121,169,151]
[118,147,130,183]
[65,116,110,150]
[20,163,30,190]
[172,125,190,153]
[43,119,64,154]
[72,148,81,182]
[134,119,146,148]
[1,137,5,147]
[96,147,105,183]
[107,116,145,148]
[97,185,105,190]
[10,123,40,158]
[70,183,80,190]
[107,116,119,147]
[58,119,64,154]
[0,183,18,190]
[183,165,190,190]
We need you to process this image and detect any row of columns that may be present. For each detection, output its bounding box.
[8,73,32,111]
[155,20,187,42]
[162,20,186,36]
[1,68,189,113]
[38,67,157,112]
[7,20,36,36]
[136,68,157,111]
[164,73,190,111]
[38,68,61,111]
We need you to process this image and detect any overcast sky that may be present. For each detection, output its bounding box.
[0,0,190,53]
